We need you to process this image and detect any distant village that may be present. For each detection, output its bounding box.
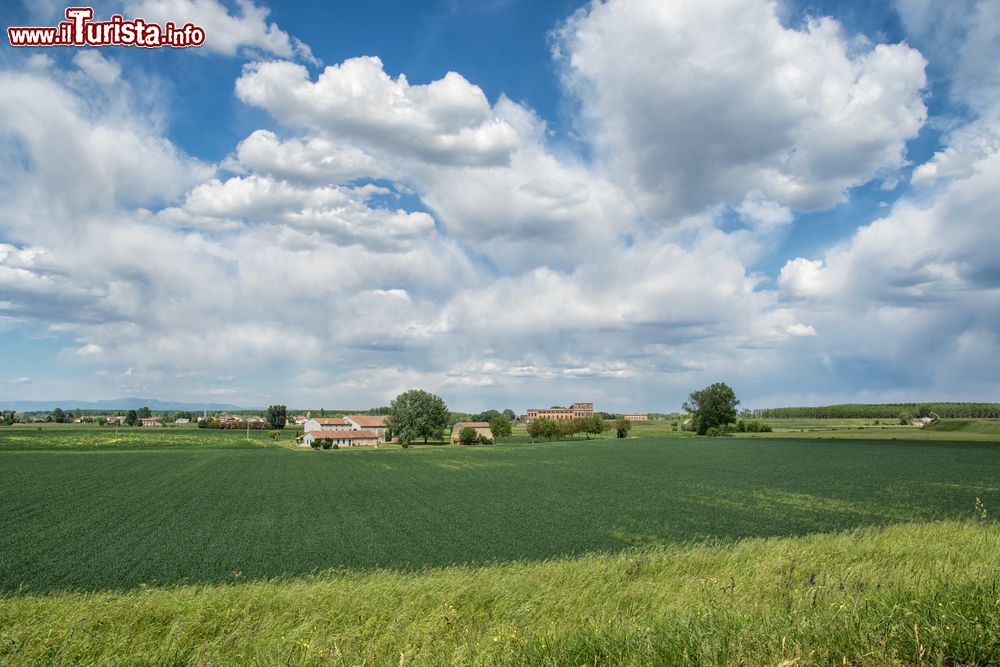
[2,400,656,448]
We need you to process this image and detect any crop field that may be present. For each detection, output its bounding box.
[2,427,999,595]
[2,427,999,664]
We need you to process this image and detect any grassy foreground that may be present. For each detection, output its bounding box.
[1,520,998,665]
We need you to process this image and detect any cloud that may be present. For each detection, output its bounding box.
[72,51,121,85]
[0,70,213,225]
[785,323,818,337]
[127,0,319,63]
[230,129,383,185]
[554,0,927,219]
[236,57,521,166]
[1,1,993,410]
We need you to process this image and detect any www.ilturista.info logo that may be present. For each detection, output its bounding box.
[7,7,206,48]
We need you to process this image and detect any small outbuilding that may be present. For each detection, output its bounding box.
[450,421,494,444]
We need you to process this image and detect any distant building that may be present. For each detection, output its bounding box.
[526,402,593,421]
[297,429,380,448]
[450,421,494,444]
[139,417,162,427]
[174,418,190,424]
[302,415,390,442]
[623,414,648,422]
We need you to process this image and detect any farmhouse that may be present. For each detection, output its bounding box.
[139,417,162,427]
[623,414,648,422]
[450,421,494,444]
[297,429,380,448]
[174,418,190,424]
[526,402,593,421]
[302,415,390,442]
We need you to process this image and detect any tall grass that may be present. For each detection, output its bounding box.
[1,521,997,665]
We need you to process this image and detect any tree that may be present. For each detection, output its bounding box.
[526,418,544,441]
[1,410,18,426]
[614,418,632,439]
[137,406,152,419]
[387,389,449,444]
[458,426,478,445]
[898,411,912,425]
[472,409,502,423]
[540,418,560,440]
[502,408,516,421]
[125,409,139,427]
[489,415,512,441]
[51,407,66,423]
[265,405,287,429]
[587,415,607,438]
[683,382,740,435]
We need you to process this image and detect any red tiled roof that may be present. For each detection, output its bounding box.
[312,418,349,426]
[345,415,387,427]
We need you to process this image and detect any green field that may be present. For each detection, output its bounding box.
[2,426,999,664]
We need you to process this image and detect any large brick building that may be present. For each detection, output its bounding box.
[526,402,594,421]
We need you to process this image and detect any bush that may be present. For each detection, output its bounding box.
[458,427,478,445]
[705,426,732,437]
[310,438,321,450]
[332,443,339,450]
[401,441,409,449]
[478,434,494,445]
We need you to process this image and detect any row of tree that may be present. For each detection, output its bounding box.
[526,415,606,440]
[746,403,1000,420]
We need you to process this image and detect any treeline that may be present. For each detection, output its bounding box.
[748,403,1000,419]
[197,419,269,430]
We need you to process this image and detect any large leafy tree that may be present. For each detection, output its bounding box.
[387,389,449,444]
[683,382,740,435]
[489,415,512,441]
[265,404,287,429]
[137,406,152,419]
[51,407,66,423]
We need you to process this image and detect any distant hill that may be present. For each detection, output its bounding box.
[0,398,246,412]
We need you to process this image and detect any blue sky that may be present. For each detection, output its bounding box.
[1,0,998,411]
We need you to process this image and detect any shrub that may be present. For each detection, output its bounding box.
[310,438,321,450]
[401,441,409,449]
[332,443,340,450]
[320,439,332,450]
[458,427,478,446]
[477,434,494,445]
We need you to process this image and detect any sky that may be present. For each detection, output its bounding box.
[0,0,998,412]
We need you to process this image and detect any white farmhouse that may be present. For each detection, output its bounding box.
[298,429,380,448]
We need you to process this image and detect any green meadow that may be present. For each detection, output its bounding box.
[1,425,999,664]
